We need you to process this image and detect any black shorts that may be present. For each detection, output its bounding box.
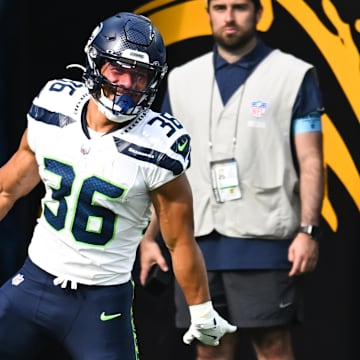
[174,270,304,328]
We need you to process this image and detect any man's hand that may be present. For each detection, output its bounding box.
[183,306,237,346]
[288,232,319,276]
[139,237,168,286]
[139,207,168,286]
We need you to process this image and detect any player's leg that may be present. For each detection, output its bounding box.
[0,261,49,359]
[64,280,139,360]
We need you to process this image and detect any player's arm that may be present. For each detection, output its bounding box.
[0,129,41,220]
[151,173,237,346]
[150,173,209,306]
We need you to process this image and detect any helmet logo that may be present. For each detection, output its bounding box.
[84,23,103,54]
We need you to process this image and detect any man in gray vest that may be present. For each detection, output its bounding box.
[140,0,324,359]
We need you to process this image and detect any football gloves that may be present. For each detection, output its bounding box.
[183,302,237,346]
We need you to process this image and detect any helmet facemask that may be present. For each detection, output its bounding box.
[83,13,168,124]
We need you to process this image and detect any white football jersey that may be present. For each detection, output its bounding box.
[27,78,191,285]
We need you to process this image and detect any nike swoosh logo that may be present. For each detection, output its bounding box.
[279,302,292,309]
[100,311,122,321]
[201,332,217,340]
[177,139,188,152]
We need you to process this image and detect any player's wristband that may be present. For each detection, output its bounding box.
[188,301,215,324]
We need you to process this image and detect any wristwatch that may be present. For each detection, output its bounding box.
[298,225,320,241]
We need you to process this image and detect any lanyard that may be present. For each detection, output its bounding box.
[208,74,245,159]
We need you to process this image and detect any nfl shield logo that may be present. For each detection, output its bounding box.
[12,273,24,286]
[250,101,267,118]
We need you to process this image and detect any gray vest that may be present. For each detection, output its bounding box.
[168,49,313,239]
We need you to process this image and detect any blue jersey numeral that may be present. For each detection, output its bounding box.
[43,158,126,247]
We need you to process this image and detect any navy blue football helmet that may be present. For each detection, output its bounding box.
[83,12,168,123]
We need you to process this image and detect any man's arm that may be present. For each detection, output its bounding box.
[288,130,324,276]
[0,129,40,220]
[296,131,324,226]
